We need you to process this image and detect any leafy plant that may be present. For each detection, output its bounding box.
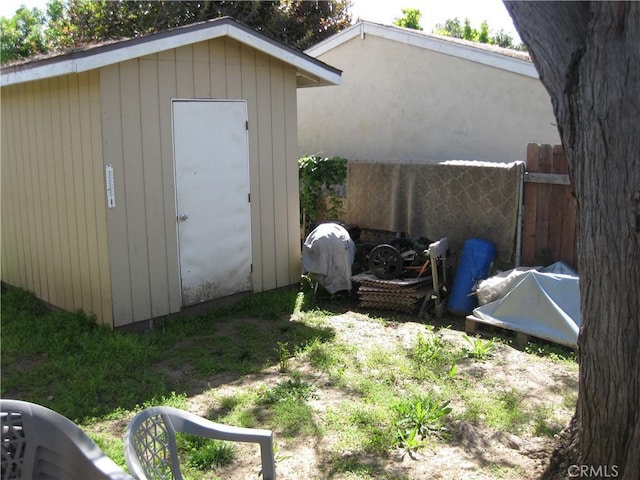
[462,334,496,360]
[413,329,451,363]
[398,427,423,459]
[411,328,458,380]
[394,392,452,456]
[276,341,291,372]
[298,154,347,236]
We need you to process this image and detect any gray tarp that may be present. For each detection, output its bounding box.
[472,262,581,348]
[302,223,356,294]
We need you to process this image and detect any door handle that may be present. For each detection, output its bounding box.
[178,214,188,223]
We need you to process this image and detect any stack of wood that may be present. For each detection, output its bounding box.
[351,273,430,313]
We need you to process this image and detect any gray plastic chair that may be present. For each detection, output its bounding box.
[124,406,276,480]
[0,399,134,480]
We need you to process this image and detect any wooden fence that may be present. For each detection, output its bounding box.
[522,143,577,269]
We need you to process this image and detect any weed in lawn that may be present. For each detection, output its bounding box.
[167,319,334,380]
[487,463,528,479]
[329,455,376,476]
[229,407,259,429]
[253,375,319,438]
[332,403,397,454]
[304,338,353,372]
[394,392,452,455]
[258,376,316,405]
[342,346,410,404]
[562,391,578,410]
[531,404,564,438]
[410,328,458,380]
[363,344,412,387]
[460,388,528,433]
[526,342,578,364]
[176,433,236,470]
[276,341,291,372]
[218,393,248,412]
[90,433,126,467]
[462,334,496,360]
[141,392,188,410]
[224,287,301,320]
[268,399,318,438]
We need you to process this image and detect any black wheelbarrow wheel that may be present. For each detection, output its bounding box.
[369,244,404,279]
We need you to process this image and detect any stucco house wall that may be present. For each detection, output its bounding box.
[298,21,559,163]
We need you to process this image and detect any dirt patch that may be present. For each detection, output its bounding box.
[141,310,577,480]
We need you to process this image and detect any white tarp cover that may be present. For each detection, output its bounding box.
[472,262,581,348]
[302,223,356,294]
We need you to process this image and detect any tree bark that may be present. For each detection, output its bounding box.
[504,2,640,479]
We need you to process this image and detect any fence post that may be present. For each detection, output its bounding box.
[522,143,577,269]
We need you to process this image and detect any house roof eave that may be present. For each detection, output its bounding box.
[305,20,538,80]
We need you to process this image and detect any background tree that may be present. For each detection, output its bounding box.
[432,16,525,50]
[1,0,352,63]
[504,2,640,479]
[0,6,47,63]
[393,7,422,31]
[476,20,490,44]
[432,17,464,38]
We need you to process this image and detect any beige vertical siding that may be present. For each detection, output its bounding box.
[0,72,113,325]
[100,38,300,326]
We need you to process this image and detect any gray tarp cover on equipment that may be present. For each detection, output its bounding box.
[472,262,581,348]
[302,223,356,294]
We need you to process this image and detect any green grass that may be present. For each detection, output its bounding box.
[176,434,237,470]
[0,285,334,421]
[526,342,578,364]
[0,287,171,420]
[1,284,578,477]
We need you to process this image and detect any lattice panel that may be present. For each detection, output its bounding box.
[1,410,26,480]
[132,415,176,480]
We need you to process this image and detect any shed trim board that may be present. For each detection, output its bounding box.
[306,20,538,79]
[1,17,342,88]
[1,19,342,328]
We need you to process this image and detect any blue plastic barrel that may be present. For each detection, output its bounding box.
[448,238,496,316]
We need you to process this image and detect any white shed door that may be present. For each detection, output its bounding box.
[173,100,252,306]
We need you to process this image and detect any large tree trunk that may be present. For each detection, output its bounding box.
[503,2,640,479]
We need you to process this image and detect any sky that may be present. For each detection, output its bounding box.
[0,0,521,42]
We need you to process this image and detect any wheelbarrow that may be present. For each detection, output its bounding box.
[366,237,431,280]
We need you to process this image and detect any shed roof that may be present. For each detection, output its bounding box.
[305,20,538,79]
[0,17,342,87]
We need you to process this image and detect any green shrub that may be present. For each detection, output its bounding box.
[298,154,347,236]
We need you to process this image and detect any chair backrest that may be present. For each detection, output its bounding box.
[0,399,134,480]
[124,406,276,480]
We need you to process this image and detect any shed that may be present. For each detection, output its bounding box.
[1,17,341,328]
[298,20,559,163]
